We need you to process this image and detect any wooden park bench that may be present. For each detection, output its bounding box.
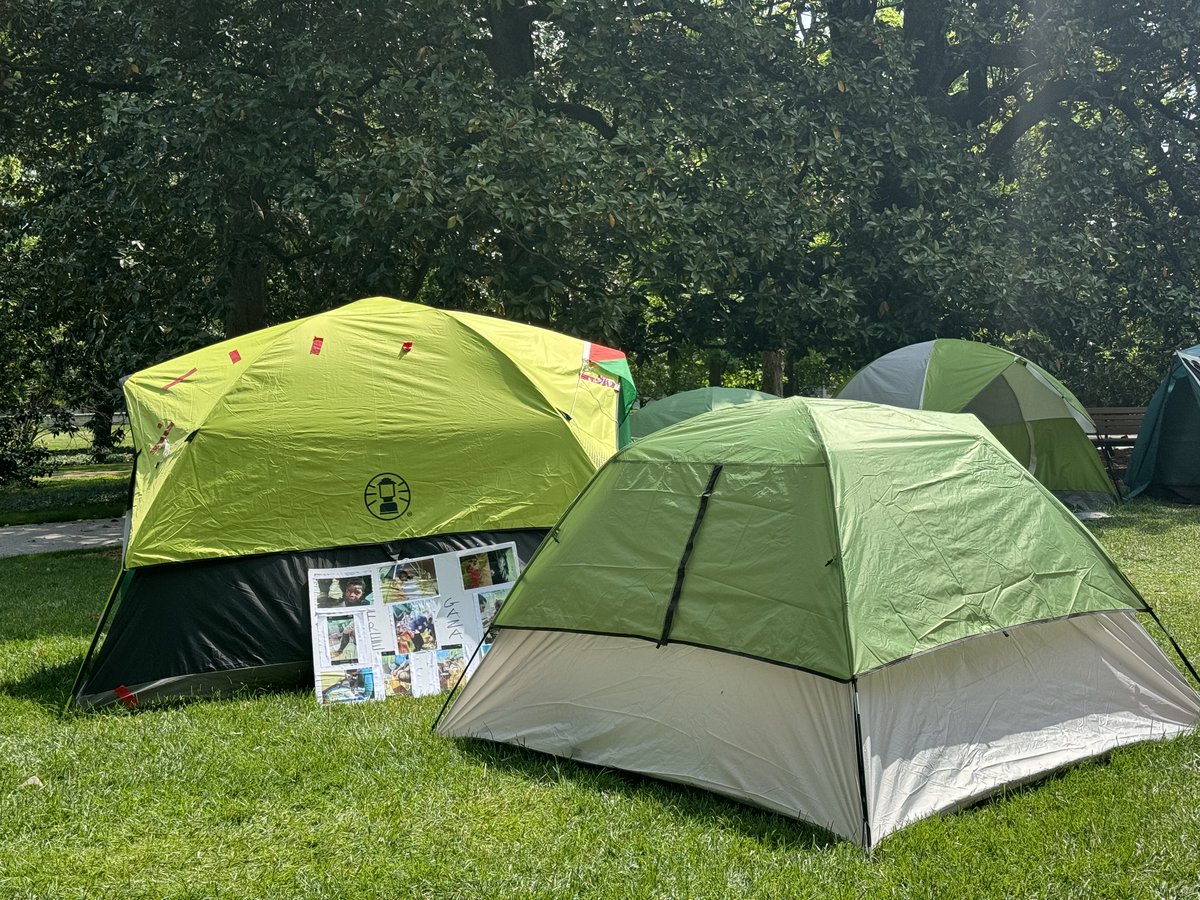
[1085,406,1147,483]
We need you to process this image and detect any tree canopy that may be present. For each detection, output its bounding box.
[1,0,1197,413]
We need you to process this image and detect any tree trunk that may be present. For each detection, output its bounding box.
[904,0,950,105]
[483,2,540,82]
[87,405,115,460]
[224,254,268,338]
[707,351,726,387]
[825,0,879,61]
[222,182,270,338]
[761,350,785,396]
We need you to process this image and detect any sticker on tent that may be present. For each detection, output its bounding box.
[150,421,175,456]
[307,542,520,706]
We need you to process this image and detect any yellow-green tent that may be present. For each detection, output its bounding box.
[72,297,634,709]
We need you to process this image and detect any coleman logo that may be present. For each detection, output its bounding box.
[364,473,411,520]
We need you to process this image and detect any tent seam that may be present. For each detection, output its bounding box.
[446,311,609,466]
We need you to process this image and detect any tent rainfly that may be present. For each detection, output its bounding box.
[437,397,1199,848]
[71,297,635,710]
[629,386,779,439]
[1125,345,1200,503]
[837,339,1118,513]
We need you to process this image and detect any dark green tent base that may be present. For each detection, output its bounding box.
[72,528,546,710]
[1053,490,1120,515]
[1141,484,1200,505]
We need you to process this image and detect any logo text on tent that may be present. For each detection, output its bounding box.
[364,473,411,520]
[580,367,620,391]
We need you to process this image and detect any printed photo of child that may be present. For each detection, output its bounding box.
[379,559,439,604]
[392,600,438,654]
[437,647,466,692]
[486,546,517,585]
[326,615,358,664]
[381,653,412,698]
[460,552,491,590]
[478,586,510,633]
[319,667,373,703]
[315,576,373,608]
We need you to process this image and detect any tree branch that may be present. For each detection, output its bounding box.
[987,79,1077,163]
[540,100,617,139]
[0,55,155,94]
[1146,96,1200,137]
[1107,90,1200,217]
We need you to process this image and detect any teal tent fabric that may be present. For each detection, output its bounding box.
[630,387,779,439]
[1127,346,1200,502]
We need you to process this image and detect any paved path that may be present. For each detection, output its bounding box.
[0,518,124,558]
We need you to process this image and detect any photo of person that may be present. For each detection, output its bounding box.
[378,559,439,603]
[460,552,492,590]
[381,652,412,698]
[478,586,510,633]
[316,576,373,608]
[319,667,373,703]
[326,615,358,664]
[437,647,466,692]
[392,600,438,653]
[486,547,517,585]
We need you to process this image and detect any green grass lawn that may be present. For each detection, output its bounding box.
[1,428,134,527]
[2,503,1200,898]
[0,474,128,526]
[37,430,134,453]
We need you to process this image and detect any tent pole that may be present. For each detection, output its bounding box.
[431,631,491,731]
[1144,607,1200,686]
[850,677,872,851]
[65,451,138,715]
[64,568,128,716]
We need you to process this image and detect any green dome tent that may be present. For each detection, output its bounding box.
[71,297,635,709]
[1126,345,1200,503]
[837,339,1118,513]
[629,386,778,439]
[437,397,1198,848]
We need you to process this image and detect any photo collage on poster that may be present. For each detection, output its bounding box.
[308,543,518,706]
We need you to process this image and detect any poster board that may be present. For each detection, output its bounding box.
[308,542,517,705]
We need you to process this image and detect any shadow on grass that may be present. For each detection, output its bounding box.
[1088,497,1200,537]
[1,657,83,713]
[449,735,842,852]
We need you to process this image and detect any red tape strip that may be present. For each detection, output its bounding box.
[114,685,137,710]
[162,368,198,391]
